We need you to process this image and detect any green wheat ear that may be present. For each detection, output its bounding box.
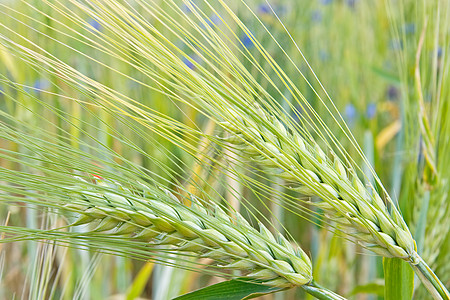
[220,104,417,262]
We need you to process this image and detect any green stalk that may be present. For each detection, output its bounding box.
[301,281,347,300]
[410,255,450,300]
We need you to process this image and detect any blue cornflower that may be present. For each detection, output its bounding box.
[311,10,322,22]
[404,23,416,34]
[32,79,50,94]
[389,39,403,51]
[257,3,287,16]
[241,32,255,49]
[258,3,271,14]
[344,103,357,124]
[209,14,221,26]
[291,105,305,123]
[436,47,443,58]
[366,103,376,119]
[319,50,329,61]
[182,57,194,70]
[346,0,358,8]
[386,85,400,101]
[182,0,195,13]
[182,54,201,70]
[201,13,222,28]
[87,17,102,32]
[182,56,195,70]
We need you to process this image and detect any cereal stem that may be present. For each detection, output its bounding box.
[301,281,347,300]
[411,255,450,300]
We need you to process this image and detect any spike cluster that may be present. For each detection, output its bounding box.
[221,106,419,264]
[65,178,312,287]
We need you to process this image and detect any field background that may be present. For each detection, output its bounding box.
[0,0,448,299]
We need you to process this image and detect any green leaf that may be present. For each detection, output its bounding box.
[371,66,401,84]
[383,257,414,300]
[172,279,285,300]
[126,261,154,300]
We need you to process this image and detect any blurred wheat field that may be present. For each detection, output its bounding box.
[0,0,448,299]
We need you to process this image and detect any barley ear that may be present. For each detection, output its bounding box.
[222,106,417,261]
[66,178,315,288]
[220,105,449,299]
